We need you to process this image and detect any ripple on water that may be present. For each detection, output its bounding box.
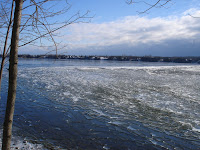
[8,63,200,149]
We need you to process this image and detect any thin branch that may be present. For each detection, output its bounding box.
[127,0,172,14]
[189,14,200,18]
[19,11,91,47]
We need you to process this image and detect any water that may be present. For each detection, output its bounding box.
[0,58,200,149]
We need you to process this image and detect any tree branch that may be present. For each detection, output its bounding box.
[127,0,172,14]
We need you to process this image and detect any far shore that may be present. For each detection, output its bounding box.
[1,54,200,64]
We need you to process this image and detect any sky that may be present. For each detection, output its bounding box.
[20,0,200,56]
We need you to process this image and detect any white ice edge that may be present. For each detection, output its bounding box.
[0,131,45,150]
[18,64,200,72]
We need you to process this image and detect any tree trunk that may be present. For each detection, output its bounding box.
[2,0,23,149]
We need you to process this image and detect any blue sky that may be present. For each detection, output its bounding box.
[71,0,196,22]
[20,0,200,56]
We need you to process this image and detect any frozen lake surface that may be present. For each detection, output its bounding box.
[0,59,200,149]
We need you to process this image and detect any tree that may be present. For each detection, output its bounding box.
[0,0,14,91]
[0,0,91,149]
[0,0,90,89]
[2,0,23,149]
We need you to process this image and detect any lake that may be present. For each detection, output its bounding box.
[0,58,200,149]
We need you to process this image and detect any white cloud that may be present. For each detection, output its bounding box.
[183,8,200,16]
[41,9,200,56]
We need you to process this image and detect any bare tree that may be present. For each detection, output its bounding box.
[0,0,91,149]
[2,0,23,149]
[0,0,91,89]
[0,0,14,91]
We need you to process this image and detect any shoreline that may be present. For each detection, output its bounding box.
[1,54,200,63]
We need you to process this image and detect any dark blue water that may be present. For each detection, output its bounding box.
[0,59,200,149]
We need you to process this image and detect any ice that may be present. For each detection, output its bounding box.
[9,140,45,150]
[127,126,137,131]
[14,60,200,149]
[0,135,45,150]
[103,144,110,150]
[192,127,200,133]
[93,109,108,117]
[108,121,124,126]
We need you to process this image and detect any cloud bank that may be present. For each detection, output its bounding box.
[21,9,200,56]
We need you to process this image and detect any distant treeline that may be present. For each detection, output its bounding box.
[1,54,200,63]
